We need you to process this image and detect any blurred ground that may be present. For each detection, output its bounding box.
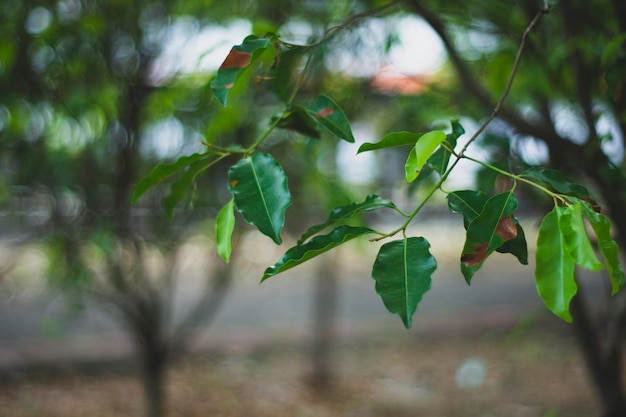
[0,216,611,416]
[0,325,598,417]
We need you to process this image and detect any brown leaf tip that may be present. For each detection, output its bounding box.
[220,49,252,70]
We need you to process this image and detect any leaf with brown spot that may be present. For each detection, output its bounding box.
[300,95,354,142]
[210,36,272,106]
[496,216,517,240]
[461,242,489,267]
[459,191,519,284]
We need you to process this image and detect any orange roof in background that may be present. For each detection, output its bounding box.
[370,65,431,95]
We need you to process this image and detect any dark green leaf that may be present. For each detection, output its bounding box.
[131,153,207,204]
[358,131,422,154]
[447,190,488,228]
[229,153,291,244]
[425,133,457,177]
[581,201,626,294]
[216,198,236,263]
[556,203,603,271]
[262,226,374,281]
[162,157,214,217]
[460,191,519,283]
[275,106,321,139]
[298,194,397,244]
[521,167,590,198]
[299,94,354,142]
[270,46,306,102]
[372,237,436,329]
[535,208,577,322]
[210,36,271,106]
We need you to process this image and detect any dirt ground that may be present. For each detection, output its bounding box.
[0,321,601,417]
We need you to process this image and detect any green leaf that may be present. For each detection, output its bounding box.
[424,120,464,176]
[556,203,603,271]
[449,190,527,265]
[521,167,590,198]
[210,36,271,106]
[405,130,446,182]
[216,198,236,263]
[262,226,374,281]
[581,201,626,294]
[297,194,397,244]
[229,153,291,244]
[357,131,422,154]
[300,94,354,142]
[131,153,207,204]
[535,208,577,322]
[460,191,519,283]
[162,157,214,217]
[372,237,436,329]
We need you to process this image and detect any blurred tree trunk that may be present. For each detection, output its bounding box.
[310,254,338,387]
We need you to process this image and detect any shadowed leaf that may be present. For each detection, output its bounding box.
[262,226,374,281]
[521,167,590,199]
[556,202,603,271]
[298,194,397,244]
[131,153,207,204]
[162,157,214,217]
[581,200,625,294]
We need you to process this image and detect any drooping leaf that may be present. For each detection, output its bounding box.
[162,157,215,217]
[131,153,207,204]
[210,36,272,106]
[372,237,436,329]
[275,106,321,139]
[405,130,446,182]
[298,194,397,244]
[229,153,291,244]
[300,94,354,142]
[581,201,626,294]
[556,203,603,271]
[270,46,306,102]
[535,208,577,322]
[521,167,590,198]
[216,198,236,263]
[460,191,519,283]
[448,190,527,265]
[357,131,422,154]
[262,226,374,281]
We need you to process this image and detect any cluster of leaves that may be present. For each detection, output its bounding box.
[133,32,625,329]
